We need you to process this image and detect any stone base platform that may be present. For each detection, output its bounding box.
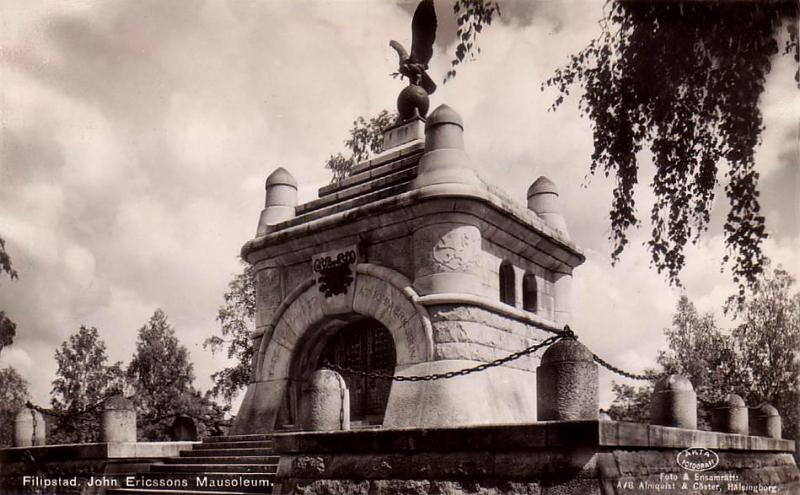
[0,441,197,494]
[269,421,798,495]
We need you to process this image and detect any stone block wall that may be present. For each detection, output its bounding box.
[269,422,799,495]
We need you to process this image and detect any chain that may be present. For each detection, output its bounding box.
[591,353,665,381]
[324,334,565,381]
[25,391,118,418]
[339,377,345,430]
[31,408,37,447]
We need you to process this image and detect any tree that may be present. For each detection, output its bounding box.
[452,0,798,297]
[0,235,19,355]
[0,366,29,447]
[609,269,800,438]
[49,326,125,444]
[657,296,741,405]
[204,262,256,405]
[128,309,228,439]
[325,110,398,182]
[727,266,800,438]
[605,382,651,424]
[127,309,197,440]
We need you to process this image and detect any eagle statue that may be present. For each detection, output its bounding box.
[390,0,438,96]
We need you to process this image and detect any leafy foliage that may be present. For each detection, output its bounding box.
[127,309,201,440]
[726,266,800,437]
[543,0,798,296]
[204,262,256,405]
[657,296,741,406]
[445,1,796,294]
[50,326,125,444]
[0,235,19,355]
[0,366,30,447]
[325,110,398,182]
[609,268,799,438]
[605,382,651,424]
[445,0,500,82]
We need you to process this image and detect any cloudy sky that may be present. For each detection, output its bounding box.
[1,0,797,411]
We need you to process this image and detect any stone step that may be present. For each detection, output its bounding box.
[317,150,421,198]
[121,473,275,493]
[181,448,276,458]
[193,441,274,450]
[203,434,274,444]
[108,488,262,495]
[151,464,277,474]
[296,167,417,216]
[164,456,280,465]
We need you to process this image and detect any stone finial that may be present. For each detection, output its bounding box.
[256,167,298,237]
[398,85,430,120]
[413,105,480,189]
[536,339,599,420]
[425,104,464,151]
[100,395,137,443]
[711,394,748,435]
[650,374,697,429]
[13,407,46,447]
[527,176,569,236]
[302,369,350,431]
[751,404,781,439]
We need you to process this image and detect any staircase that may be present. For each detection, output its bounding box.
[108,434,279,495]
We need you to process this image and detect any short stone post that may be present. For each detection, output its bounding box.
[302,369,350,431]
[171,415,198,441]
[711,394,748,435]
[13,407,46,447]
[650,374,697,429]
[537,339,598,420]
[751,404,781,439]
[100,395,137,443]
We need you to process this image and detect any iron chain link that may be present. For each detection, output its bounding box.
[25,392,117,418]
[591,353,665,381]
[324,334,564,381]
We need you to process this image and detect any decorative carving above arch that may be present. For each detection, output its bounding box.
[254,264,434,384]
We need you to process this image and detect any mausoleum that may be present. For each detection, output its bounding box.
[232,105,585,434]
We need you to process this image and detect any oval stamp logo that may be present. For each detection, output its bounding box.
[677,448,719,472]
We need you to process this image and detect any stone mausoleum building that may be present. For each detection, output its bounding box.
[232,105,585,434]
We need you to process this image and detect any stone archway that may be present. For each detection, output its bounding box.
[232,264,433,433]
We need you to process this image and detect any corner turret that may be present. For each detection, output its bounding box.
[256,167,298,236]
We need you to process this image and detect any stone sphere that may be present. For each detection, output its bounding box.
[654,374,695,393]
[104,395,134,410]
[758,404,779,417]
[721,394,746,408]
[540,339,594,365]
[397,85,430,120]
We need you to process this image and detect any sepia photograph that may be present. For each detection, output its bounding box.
[1,0,798,493]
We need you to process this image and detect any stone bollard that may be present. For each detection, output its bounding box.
[100,395,136,443]
[537,339,599,420]
[302,369,350,431]
[171,415,198,441]
[13,407,46,447]
[750,404,781,439]
[650,374,697,429]
[711,394,748,435]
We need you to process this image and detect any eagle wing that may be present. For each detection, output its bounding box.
[389,40,410,64]
[410,0,437,65]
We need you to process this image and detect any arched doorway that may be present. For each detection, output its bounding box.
[316,318,396,423]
